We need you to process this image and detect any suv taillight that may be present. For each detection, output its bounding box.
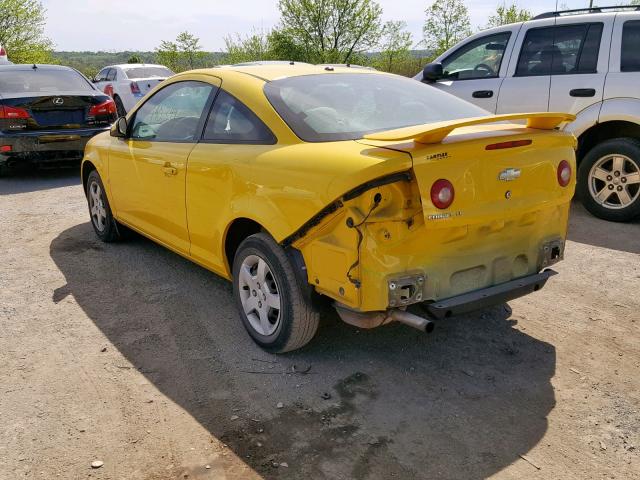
[557,160,572,187]
[130,81,141,94]
[430,179,455,209]
[89,99,116,116]
[0,47,6,56]
[0,105,30,119]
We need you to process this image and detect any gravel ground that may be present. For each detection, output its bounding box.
[1,170,639,480]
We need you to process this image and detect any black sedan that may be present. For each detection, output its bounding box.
[0,64,117,175]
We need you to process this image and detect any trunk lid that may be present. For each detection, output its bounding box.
[131,77,167,95]
[358,113,577,228]
[0,93,115,132]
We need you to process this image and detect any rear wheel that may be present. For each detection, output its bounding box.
[114,95,126,117]
[86,170,122,242]
[578,138,640,222]
[232,233,319,353]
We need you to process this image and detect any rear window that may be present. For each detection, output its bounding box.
[0,68,93,94]
[264,73,488,142]
[621,20,640,72]
[123,67,173,79]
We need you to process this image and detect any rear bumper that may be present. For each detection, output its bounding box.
[0,128,108,166]
[423,269,557,319]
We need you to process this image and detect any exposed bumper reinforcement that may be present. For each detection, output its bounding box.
[423,269,558,320]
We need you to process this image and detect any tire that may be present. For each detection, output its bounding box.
[577,138,640,222]
[232,233,320,353]
[114,95,126,117]
[86,170,122,242]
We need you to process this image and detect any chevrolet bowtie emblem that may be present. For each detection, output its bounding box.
[498,168,521,181]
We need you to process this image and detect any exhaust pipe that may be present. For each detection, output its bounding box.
[390,309,435,333]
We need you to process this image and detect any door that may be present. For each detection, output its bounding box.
[108,79,218,253]
[548,20,611,115]
[432,31,515,112]
[186,89,278,273]
[497,20,557,114]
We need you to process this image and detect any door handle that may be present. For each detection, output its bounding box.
[570,88,596,97]
[162,163,178,176]
[472,90,494,98]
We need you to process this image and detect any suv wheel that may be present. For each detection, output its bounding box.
[232,233,319,353]
[578,138,640,222]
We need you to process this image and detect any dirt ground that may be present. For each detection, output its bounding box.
[1,170,639,480]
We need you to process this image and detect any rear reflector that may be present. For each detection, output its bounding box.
[1,145,11,152]
[430,179,455,209]
[88,99,116,116]
[0,105,30,119]
[485,139,532,150]
[557,160,572,187]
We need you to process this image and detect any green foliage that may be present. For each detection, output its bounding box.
[0,0,54,64]
[485,3,531,29]
[155,31,210,72]
[373,21,414,73]
[223,30,273,64]
[276,0,384,63]
[423,0,472,57]
[127,54,142,64]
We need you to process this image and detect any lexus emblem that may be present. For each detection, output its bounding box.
[498,168,521,182]
[52,97,64,105]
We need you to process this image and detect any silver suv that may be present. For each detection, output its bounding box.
[416,6,640,222]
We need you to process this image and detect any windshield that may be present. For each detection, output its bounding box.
[0,69,92,94]
[123,67,173,79]
[264,73,488,142]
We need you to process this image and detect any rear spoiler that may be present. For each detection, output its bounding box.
[362,112,576,144]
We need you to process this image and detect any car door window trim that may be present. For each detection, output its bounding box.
[440,32,512,82]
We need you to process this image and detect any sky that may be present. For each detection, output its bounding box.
[41,0,603,52]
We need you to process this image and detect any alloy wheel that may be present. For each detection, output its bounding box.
[88,181,107,232]
[588,154,640,209]
[238,254,281,336]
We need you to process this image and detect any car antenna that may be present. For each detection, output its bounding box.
[32,64,38,70]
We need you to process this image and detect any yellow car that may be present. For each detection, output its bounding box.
[81,64,576,352]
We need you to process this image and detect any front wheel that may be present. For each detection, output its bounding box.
[86,170,122,242]
[577,138,640,222]
[232,233,319,353]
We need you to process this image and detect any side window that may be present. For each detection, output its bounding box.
[516,23,603,76]
[130,81,214,142]
[203,90,276,144]
[622,20,640,72]
[96,68,109,82]
[441,32,511,80]
[106,68,117,81]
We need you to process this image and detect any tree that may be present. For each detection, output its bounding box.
[0,0,53,64]
[485,3,531,28]
[127,54,142,64]
[374,21,414,73]
[423,0,471,56]
[155,31,207,72]
[276,0,384,63]
[223,30,273,64]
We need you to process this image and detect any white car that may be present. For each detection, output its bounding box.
[0,44,11,65]
[416,6,640,222]
[93,63,174,116]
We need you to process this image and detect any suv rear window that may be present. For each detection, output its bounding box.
[0,68,93,94]
[621,20,640,72]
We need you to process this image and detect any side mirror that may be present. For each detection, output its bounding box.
[422,62,444,82]
[110,117,128,138]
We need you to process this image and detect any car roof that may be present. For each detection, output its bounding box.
[106,64,170,69]
[194,64,383,82]
[0,64,76,72]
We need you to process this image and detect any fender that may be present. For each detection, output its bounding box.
[562,102,602,139]
[597,97,640,126]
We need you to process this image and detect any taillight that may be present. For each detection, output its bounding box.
[0,105,30,119]
[557,160,572,187]
[430,179,455,209]
[0,47,6,56]
[1,145,12,153]
[89,99,116,116]
[130,81,141,94]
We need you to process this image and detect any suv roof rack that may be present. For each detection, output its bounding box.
[533,5,640,20]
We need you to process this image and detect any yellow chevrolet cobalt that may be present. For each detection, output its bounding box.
[82,64,576,352]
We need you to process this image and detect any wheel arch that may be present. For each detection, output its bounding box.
[576,120,640,162]
[223,217,267,275]
[81,160,97,194]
